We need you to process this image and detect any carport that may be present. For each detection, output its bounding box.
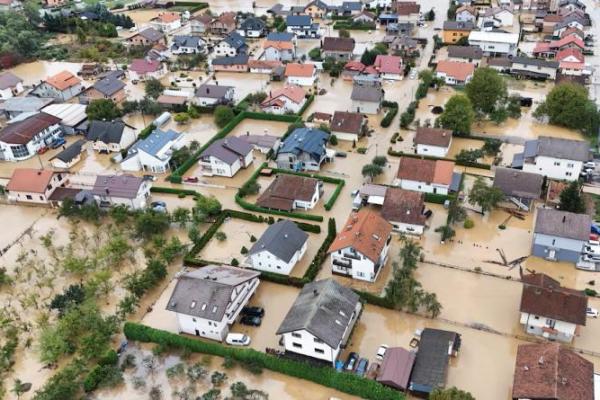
[376,347,416,391]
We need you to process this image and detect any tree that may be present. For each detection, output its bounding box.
[308,47,321,60]
[145,78,164,99]
[468,177,504,214]
[361,163,383,180]
[134,210,171,238]
[139,98,161,115]
[12,379,29,399]
[437,95,474,134]
[174,112,190,124]
[194,195,222,221]
[372,155,388,166]
[559,180,585,213]
[506,95,522,119]
[86,99,121,121]
[172,207,190,227]
[121,100,139,114]
[214,105,234,128]
[338,29,350,38]
[455,149,483,163]
[465,67,507,116]
[430,387,475,400]
[533,82,600,136]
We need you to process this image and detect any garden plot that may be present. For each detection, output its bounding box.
[197,218,266,265]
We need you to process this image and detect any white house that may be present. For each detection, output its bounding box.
[260,85,307,114]
[456,5,477,22]
[49,139,85,169]
[514,136,590,181]
[435,60,475,85]
[0,112,62,162]
[245,220,309,275]
[284,63,318,86]
[328,209,392,282]
[263,32,296,62]
[468,30,519,56]
[90,174,151,210]
[198,137,254,177]
[510,57,559,81]
[128,59,167,81]
[519,273,587,343]
[330,111,366,142]
[121,128,185,173]
[214,32,247,57]
[478,7,514,28]
[350,83,384,114]
[86,120,137,153]
[0,72,24,99]
[194,84,235,107]
[6,168,68,205]
[31,71,83,101]
[381,187,427,235]
[276,279,362,365]
[236,16,267,37]
[257,174,322,211]
[166,265,260,342]
[286,15,320,38]
[171,35,206,54]
[393,157,455,195]
[149,12,182,33]
[414,127,452,157]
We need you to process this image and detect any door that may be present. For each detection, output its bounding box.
[195,329,200,336]
[548,249,556,260]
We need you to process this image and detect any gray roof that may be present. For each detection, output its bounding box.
[86,120,128,144]
[200,136,253,165]
[0,97,54,113]
[351,85,384,102]
[166,265,260,322]
[276,279,360,348]
[128,128,181,158]
[447,45,483,60]
[222,31,247,50]
[172,35,203,48]
[195,83,234,99]
[248,220,308,262]
[410,328,460,393]
[267,32,294,41]
[287,15,312,26]
[278,128,329,161]
[512,56,559,68]
[0,72,22,90]
[137,27,164,42]
[92,77,126,96]
[212,54,249,66]
[534,209,591,241]
[50,139,85,163]
[341,1,362,11]
[493,167,543,199]
[91,174,144,199]
[443,20,475,30]
[525,136,590,162]
[240,16,266,31]
[237,134,279,149]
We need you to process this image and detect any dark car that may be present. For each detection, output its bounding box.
[240,315,261,326]
[50,137,66,149]
[242,306,265,318]
[423,209,433,219]
[184,176,199,183]
[344,352,359,371]
[355,358,369,376]
[151,201,167,208]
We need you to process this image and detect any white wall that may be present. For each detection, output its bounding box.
[286,75,316,86]
[246,241,307,275]
[389,220,425,235]
[200,156,241,177]
[416,143,449,157]
[523,156,582,181]
[520,312,577,343]
[215,42,238,57]
[393,178,449,195]
[282,329,338,364]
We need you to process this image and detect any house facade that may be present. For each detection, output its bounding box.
[468,30,519,56]
[194,84,235,107]
[442,21,475,44]
[276,127,329,171]
[6,169,68,205]
[285,63,318,86]
[128,59,167,81]
[121,129,185,173]
[393,157,455,195]
[532,208,590,263]
[510,57,559,80]
[0,112,62,162]
[171,35,206,54]
[435,60,475,85]
[214,32,247,57]
[286,15,320,38]
[256,174,322,211]
[350,83,384,114]
[414,127,452,157]
[91,174,151,210]
[381,187,427,234]
[321,37,355,61]
[198,137,254,177]
[330,111,366,142]
[260,85,307,114]
[31,71,83,101]
[86,120,137,153]
[0,72,24,100]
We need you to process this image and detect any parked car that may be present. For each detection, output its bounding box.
[37,146,49,154]
[184,176,199,183]
[241,306,265,318]
[143,174,157,182]
[584,161,596,169]
[355,358,369,376]
[344,352,359,371]
[366,362,380,379]
[240,315,262,326]
[584,245,600,255]
[423,209,433,219]
[376,344,388,360]
[50,137,66,149]
[225,333,251,346]
[587,307,599,318]
[582,254,600,262]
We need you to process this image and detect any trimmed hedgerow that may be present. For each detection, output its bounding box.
[297,94,315,116]
[235,195,324,222]
[387,147,492,170]
[380,101,399,128]
[303,218,336,282]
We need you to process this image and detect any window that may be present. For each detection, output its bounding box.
[546,319,556,328]
[566,172,572,176]
[567,163,574,168]
[554,161,560,166]
[292,332,301,338]
[314,348,325,354]
[26,195,32,200]
[292,342,302,348]
[314,337,324,343]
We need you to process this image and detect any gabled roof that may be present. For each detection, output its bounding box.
[172,35,203,48]
[166,265,260,322]
[263,40,295,50]
[414,127,452,147]
[240,16,266,31]
[551,34,585,49]
[512,343,594,400]
[129,128,181,158]
[395,1,420,15]
[0,97,54,114]
[134,27,164,42]
[351,84,384,102]
[377,347,416,390]
[556,47,584,62]
[381,187,426,226]
[534,209,591,241]
[256,174,319,211]
[195,83,234,99]
[154,11,180,23]
[0,71,22,90]
[91,174,144,199]
[525,136,590,161]
[305,0,329,10]
[86,120,128,144]
[266,32,294,42]
[373,55,403,74]
[436,60,475,81]
[248,220,308,262]
[328,209,392,263]
[50,139,85,164]
[262,85,306,106]
[45,71,81,91]
[447,45,483,60]
[212,54,249,66]
[129,58,162,73]
[0,112,61,145]
[331,111,364,134]
[92,76,126,96]
[396,157,455,185]
[322,37,355,52]
[410,328,460,393]
[443,20,475,31]
[7,169,56,193]
[276,279,360,348]
[512,56,559,69]
[278,128,329,161]
[493,167,543,199]
[285,63,315,77]
[286,15,312,26]
[200,136,253,165]
[222,31,247,50]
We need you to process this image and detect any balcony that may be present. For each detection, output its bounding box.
[333,258,352,269]
[342,252,361,261]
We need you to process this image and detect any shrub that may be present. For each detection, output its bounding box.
[498,224,506,230]
[215,232,227,241]
[463,219,474,229]
[231,258,239,266]
[585,288,598,297]
[357,147,367,154]
[329,134,338,145]
[250,235,257,242]
[241,246,248,254]
[303,218,336,282]
[83,364,123,392]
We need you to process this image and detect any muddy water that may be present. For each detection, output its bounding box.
[447,137,495,164]
[198,219,267,264]
[8,61,84,87]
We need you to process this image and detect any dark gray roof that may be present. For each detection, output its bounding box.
[166,265,260,322]
[493,167,543,199]
[487,56,512,68]
[447,45,483,60]
[278,128,329,162]
[86,120,127,144]
[534,209,591,241]
[525,136,590,162]
[512,56,559,68]
[443,20,475,30]
[248,220,308,262]
[351,85,384,102]
[276,279,360,348]
[200,136,253,165]
[222,32,247,50]
[0,97,54,113]
[50,139,85,163]
[240,16,266,31]
[137,27,164,42]
[287,15,312,26]
[341,1,362,11]
[92,77,125,96]
[195,83,234,99]
[267,32,294,41]
[0,72,22,90]
[410,328,460,393]
[212,54,249,66]
[91,174,144,199]
[172,35,203,48]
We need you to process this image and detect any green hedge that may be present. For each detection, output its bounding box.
[380,102,399,128]
[297,94,315,117]
[258,270,306,287]
[303,218,336,282]
[150,186,199,197]
[325,181,345,211]
[172,1,208,12]
[138,124,156,140]
[124,323,404,400]
[333,22,376,30]
[424,193,451,204]
[387,147,491,170]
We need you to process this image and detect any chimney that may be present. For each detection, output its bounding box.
[562,215,566,223]
[313,289,318,296]
[538,356,544,365]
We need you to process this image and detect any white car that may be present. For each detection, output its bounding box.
[587,307,599,318]
[584,245,600,255]
[225,333,251,346]
[582,254,600,262]
[584,161,596,169]
[376,344,389,360]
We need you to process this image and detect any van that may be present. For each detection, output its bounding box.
[225,333,251,346]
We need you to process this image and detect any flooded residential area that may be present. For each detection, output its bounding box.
[2,0,600,399]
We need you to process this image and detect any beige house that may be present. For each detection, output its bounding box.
[6,169,68,205]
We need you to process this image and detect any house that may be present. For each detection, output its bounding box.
[447,45,483,65]
[512,343,593,400]
[487,56,513,73]
[0,72,24,99]
[147,43,171,62]
[198,137,254,177]
[245,220,308,275]
[149,12,182,33]
[0,97,54,120]
[330,111,366,142]
[257,174,322,211]
[86,120,137,153]
[41,103,87,135]
[510,57,559,80]
[442,21,475,44]
[276,127,330,171]
[376,347,416,391]
[532,208,591,263]
[513,136,590,181]
[208,12,237,36]
[493,167,543,211]
[519,273,587,343]
[335,1,363,16]
[378,13,399,25]
[214,32,247,57]
[456,5,477,22]
[393,157,455,195]
[248,60,283,75]
[237,16,267,37]
[189,14,212,35]
[414,127,452,157]
[321,37,355,61]
[194,84,235,107]
[50,139,85,169]
[31,71,83,101]
[352,10,377,23]
[211,55,250,73]
[395,1,420,22]
[171,35,205,54]
[312,112,332,125]
[128,59,166,81]
[91,174,151,209]
[80,76,126,104]
[264,32,296,61]
[260,85,307,114]
[329,209,392,282]
[6,168,70,205]
[354,183,388,207]
[166,265,260,342]
[435,60,475,85]
[304,0,329,18]
[468,30,520,56]
[121,128,185,173]
[479,6,515,27]
[236,134,280,154]
[367,0,393,9]
[127,27,166,46]
[286,15,320,38]
[351,83,384,114]
[276,279,362,366]
[389,36,419,53]
[156,92,190,110]
[285,63,318,86]
[409,328,461,396]
[373,55,404,80]
[0,113,62,162]
[381,187,427,234]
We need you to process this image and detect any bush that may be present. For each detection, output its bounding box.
[357,147,367,154]
[303,218,336,282]
[585,288,598,297]
[83,364,123,392]
[380,102,399,128]
[215,231,227,241]
[329,135,338,145]
[241,246,248,254]
[463,219,474,229]
[231,258,239,266]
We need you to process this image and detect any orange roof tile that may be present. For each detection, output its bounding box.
[45,71,81,91]
[264,40,294,50]
[396,157,455,185]
[285,63,315,77]
[7,169,56,193]
[436,60,475,82]
[262,85,306,106]
[156,12,180,23]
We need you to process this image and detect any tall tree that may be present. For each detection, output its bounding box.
[465,67,507,116]
[214,105,234,128]
[144,78,164,99]
[86,99,121,121]
[559,180,585,213]
[430,387,475,400]
[468,177,504,214]
[437,95,475,134]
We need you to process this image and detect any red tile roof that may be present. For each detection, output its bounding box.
[285,63,315,77]
[322,37,355,52]
[7,169,56,193]
[129,59,162,73]
[396,157,455,185]
[373,55,403,75]
[262,85,306,106]
[0,112,61,145]
[436,60,475,82]
[414,127,452,147]
[556,47,584,62]
[550,34,585,50]
[46,71,81,91]
[381,187,426,226]
[395,1,420,15]
[256,174,319,211]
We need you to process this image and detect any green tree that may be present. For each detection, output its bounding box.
[437,95,475,134]
[468,177,504,214]
[172,207,190,227]
[134,210,171,238]
[455,149,483,163]
[361,163,383,180]
[372,155,388,166]
[465,67,507,116]
[214,105,234,128]
[308,47,321,60]
[338,29,350,38]
[506,95,522,119]
[194,195,222,221]
[533,82,600,136]
[86,99,122,121]
[174,112,190,124]
[144,78,164,99]
[430,387,475,400]
[559,180,585,213]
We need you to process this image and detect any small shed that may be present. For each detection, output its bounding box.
[376,347,416,391]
